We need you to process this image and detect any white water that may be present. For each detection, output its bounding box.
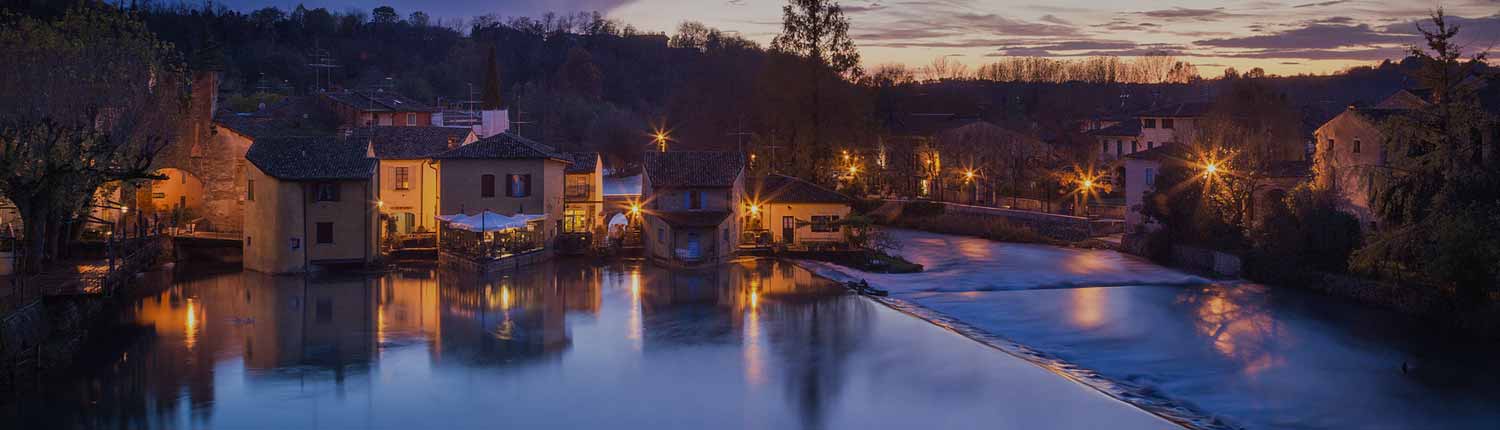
[808,229,1500,430]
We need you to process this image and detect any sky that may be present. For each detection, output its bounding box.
[215,0,1500,76]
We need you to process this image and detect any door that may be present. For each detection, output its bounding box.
[400,212,415,234]
[782,216,796,244]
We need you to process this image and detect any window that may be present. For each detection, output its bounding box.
[1147,141,1154,150]
[481,174,495,197]
[180,173,186,184]
[316,183,340,202]
[506,174,532,197]
[1353,138,1361,154]
[811,215,840,232]
[245,236,252,247]
[1130,141,1138,153]
[564,206,589,233]
[1143,118,1157,128]
[247,179,255,201]
[722,227,729,243]
[1116,141,1122,155]
[393,167,411,190]
[316,222,334,244]
[1102,141,1109,153]
[686,191,702,210]
[1162,118,1175,129]
[1327,138,1335,152]
[1145,168,1156,186]
[406,113,417,126]
[656,227,665,244]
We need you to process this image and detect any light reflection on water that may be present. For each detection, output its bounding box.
[2,259,1173,430]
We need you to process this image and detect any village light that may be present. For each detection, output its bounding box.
[376,200,384,208]
[1205,162,1219,175]
[964,169,976,182]
[847,165,858,175]
[629,203,641,216]
[121,206,129,214]
[1082,179,1093,190]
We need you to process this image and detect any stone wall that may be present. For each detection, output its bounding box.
[937,202,1123,241]
[139,70,249,234]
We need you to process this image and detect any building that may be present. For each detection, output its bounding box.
[350,126,477,235]
[321,90,438,128]
[1310,90,1434,228]
[242,136,379,274]
[561,152,605,238]
[430,132,570,250]
[743,174,853,248]
[641,151,746,266]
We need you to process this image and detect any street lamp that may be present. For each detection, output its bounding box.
[1204,162,1219,175]
[653,129,669,152]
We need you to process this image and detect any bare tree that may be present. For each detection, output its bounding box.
[0,5,190,272]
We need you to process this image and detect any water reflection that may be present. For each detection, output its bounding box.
[8,258,887,430]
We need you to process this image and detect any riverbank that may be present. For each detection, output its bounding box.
[800,228,1500,430]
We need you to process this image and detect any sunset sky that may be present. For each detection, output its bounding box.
[220,0,1500,76]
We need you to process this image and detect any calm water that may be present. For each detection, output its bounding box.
[813,229,1500,430]
[5,259,1172,430]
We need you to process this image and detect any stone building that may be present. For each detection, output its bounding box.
[242,136,379,274]
[431,132,570,247]
[641,151,745,266]
[742,174,853,248]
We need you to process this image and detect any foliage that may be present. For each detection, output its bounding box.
[1353,9,1500,299]
[224,91,287,112]
[900,201,946,218]
[0,4,189,272]
[769,0,861,78]
[1245,185,1363,283]
[1139,162,1246,251]
[481,47,504,109]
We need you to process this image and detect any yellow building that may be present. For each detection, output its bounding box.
[242,136,380,274]
[641,151,745,266]
[350,126,477,234]
[561,152,605,240]
[743,174,853,248]
[431,133,570,252]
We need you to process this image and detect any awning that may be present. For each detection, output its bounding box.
[438,211,546,232]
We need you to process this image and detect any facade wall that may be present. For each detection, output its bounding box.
[243,166,376,274]
[377,158,438,233]
[748,202,852,244]
[436,158,565,242]
[640,171,745,264]
[1124,158,1161,230]
[1139,116,1196,146]
[148,168,205,215]
[1313,111,1386,227]
[305,180,377,264]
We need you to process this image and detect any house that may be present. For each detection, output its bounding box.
[641,151,746,266]
[186,97,336,234]
[1125,137,1310,232]
[1135,101,1213,149]
[321,90,439,128]
[242,136,379,274]
[875,113,979,198]
[1310,88,1451,229]
[743,174,853,249]
[430,132,570,257]
[561,152,605,239]
[350,126,477,235]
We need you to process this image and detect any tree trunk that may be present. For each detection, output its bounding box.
[18,201,49,274]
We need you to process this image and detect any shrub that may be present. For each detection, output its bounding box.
[1246,186,1363,283]
[898,212,1052,245]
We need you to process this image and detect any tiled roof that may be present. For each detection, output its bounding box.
[750,174,851,204]
[654,211,733,227]
[1351,107,1410,123]
[322,90,438,112]
[1137,101,1214,118]
[643,151,744,188]
[432,132,567,161]
[348,126,474,159]
[1123,143,1189,162]
[246,136,375,181]
[563,152,599,174]
[1087,120,1141,137]
[212,96,337,139]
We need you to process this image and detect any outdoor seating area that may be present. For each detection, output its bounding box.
[437,212,547,263]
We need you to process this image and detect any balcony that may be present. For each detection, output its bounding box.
[564,184,593,200]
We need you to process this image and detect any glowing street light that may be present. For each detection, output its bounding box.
[963,169,976,182]
[1081,179,1094,190]
[628,203,642,216]
[652,129,669,152]
[847,165,859,176]
[1204,162,1219,175]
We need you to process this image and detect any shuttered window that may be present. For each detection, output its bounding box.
[481,174,495,197]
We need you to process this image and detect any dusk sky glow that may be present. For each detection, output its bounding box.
[211,0,1500,75]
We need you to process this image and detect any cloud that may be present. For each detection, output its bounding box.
[991,40,1186,57]
[1039,14,1073,26]
[1293,0,1348,8]
[1280,61,1301,64]
[216,0,639,19]
[1139,7,1242,21]
[1196,23,1414,50]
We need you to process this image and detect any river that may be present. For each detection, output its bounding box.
[3,258,1172,430]
[803,229,1500,430]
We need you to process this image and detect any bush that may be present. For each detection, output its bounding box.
[897,212,1053,245]
[1246,186,1363,283]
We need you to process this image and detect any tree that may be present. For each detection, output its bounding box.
[0,5,190,272]
[1183,75,1303,229]
[371,6,399,26]
[555,47,603,100]
[767,0,867,181]
[481,46,505,109]
[1352,9,1500,298]
[769,0,861,77]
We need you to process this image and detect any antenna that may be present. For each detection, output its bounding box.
[306,41,340,92]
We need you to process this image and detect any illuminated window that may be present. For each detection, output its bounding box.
[810,215,840,232]
[393,167,411,190]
